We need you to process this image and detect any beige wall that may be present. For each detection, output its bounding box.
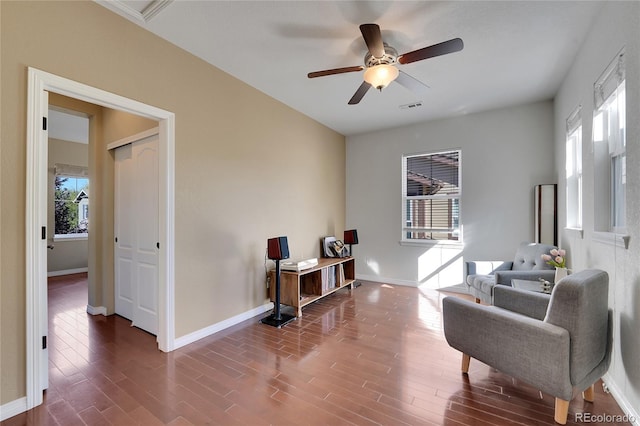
[0,0,345,405]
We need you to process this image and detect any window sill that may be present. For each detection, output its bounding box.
[592,231,629,249]
[564,227,584,239]
[54,234,88,242]
[400,239,464,248]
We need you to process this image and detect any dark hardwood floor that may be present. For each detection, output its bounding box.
[2,273,629,425]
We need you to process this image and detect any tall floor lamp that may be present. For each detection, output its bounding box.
[261,236,296,328]
[344,229,360,288]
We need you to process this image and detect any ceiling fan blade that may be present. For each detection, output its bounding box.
[395,70,430,95]
[308,66,364,78]
[398,38,464,65]
[359,23,385,58]
[348,81,372,105]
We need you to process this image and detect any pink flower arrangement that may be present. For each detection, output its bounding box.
[542,248,566,268]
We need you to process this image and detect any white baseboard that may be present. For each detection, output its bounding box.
[0,397,27,422]
[86,305,107,316]
[602,374,640,425]
[356,274,417,287]
[173,303,273,350]
[47,267,88,277]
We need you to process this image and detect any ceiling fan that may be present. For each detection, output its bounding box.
[307,23,463,105]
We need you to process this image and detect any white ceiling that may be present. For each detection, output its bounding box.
[97,0,602,136]
[49,109,89,144]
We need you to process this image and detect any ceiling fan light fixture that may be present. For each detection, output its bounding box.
[363,64,399,91]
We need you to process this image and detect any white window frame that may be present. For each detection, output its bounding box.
[53,164,89,241]
[592,48,627,244]
[565,105,582,231]
[401,149,462,245]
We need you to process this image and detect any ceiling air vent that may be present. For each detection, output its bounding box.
[399,102,423,110]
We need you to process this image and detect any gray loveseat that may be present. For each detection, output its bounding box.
[465,242,556,303]
[443,269,612,424]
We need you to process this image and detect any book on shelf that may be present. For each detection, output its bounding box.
[321,266,336,292]
[329,266,336,289]
[338,264,345,286]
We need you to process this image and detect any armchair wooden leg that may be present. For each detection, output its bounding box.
[554,398,569,425]
[583,384,595,402]
[474,297,481,303]
[461,353,470,374]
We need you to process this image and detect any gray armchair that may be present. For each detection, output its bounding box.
[443,269,612,424]
[465,242,556,303]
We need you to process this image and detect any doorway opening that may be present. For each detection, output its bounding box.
[26,67,176,411]
[47,107,90,278]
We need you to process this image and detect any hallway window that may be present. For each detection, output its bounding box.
[402,150,461,242]
[54,164,89,239]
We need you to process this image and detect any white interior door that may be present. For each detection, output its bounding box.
[114,133,159,335]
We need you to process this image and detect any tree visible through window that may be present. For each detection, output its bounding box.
[55,175,89,237]
[402,150,461,242]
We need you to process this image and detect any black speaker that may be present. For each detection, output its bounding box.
[267,236,290,260]
[343,229,359,245]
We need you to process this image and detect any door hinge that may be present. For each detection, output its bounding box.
[41,226,46,240]
[42,336,47,349]
[42,117,47,131]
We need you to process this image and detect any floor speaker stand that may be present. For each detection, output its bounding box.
[261,259,296,328]
[349,244,361,288]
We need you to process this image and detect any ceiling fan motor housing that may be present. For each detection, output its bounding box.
[364,43,398,67]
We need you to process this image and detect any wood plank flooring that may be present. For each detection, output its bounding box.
[2,273,629,425]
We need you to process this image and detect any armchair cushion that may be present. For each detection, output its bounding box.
[512,243,555,270]
[493,285,551,320]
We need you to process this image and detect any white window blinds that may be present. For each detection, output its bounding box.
[55,163,89,178]
[402,150,461,242]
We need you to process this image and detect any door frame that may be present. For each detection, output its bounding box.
[25,67,176,410]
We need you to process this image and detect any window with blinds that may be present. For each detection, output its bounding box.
[593,48,625,232]
[402,150,461,242]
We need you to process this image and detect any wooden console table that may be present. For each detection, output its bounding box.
[268,257,355,317]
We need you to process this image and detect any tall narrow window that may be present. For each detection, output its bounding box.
[402,150,461,242]
[593,49,625,233]
[566,106,582,230]
[54,163,89,239]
